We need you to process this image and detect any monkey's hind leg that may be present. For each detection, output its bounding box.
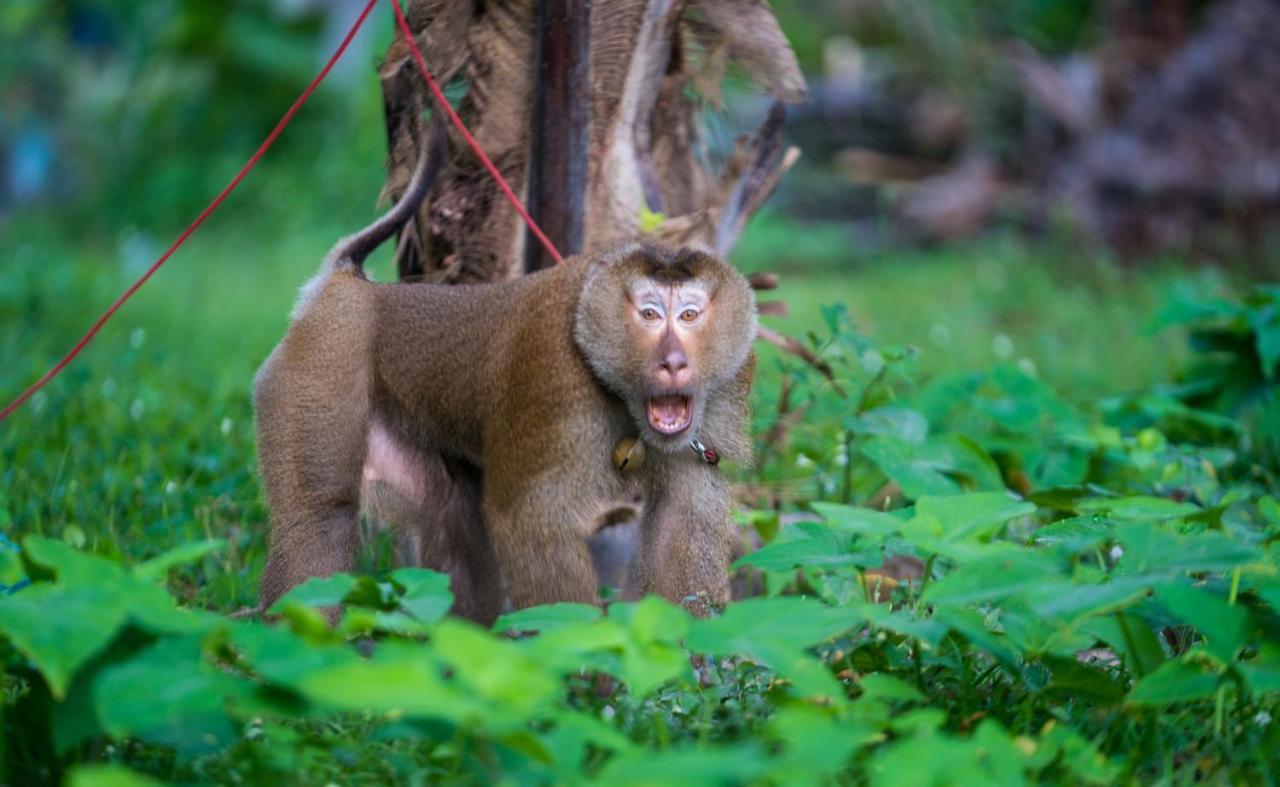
[254,322,372,613]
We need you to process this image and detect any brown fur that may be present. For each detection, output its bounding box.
[255,185,756,621]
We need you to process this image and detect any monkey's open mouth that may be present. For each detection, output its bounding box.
[647,395,692,435]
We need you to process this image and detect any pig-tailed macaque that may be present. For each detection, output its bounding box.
[254,140,756,623]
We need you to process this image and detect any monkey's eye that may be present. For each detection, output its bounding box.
[679,308,700,323]
[640,308,661,321]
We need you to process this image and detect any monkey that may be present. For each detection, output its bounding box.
[253,148,757,624]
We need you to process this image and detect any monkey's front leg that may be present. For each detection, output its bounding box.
[635,463,735,614]
[484,483,600,609]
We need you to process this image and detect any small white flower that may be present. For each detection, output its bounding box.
[993,334,1014,360]
[1255,710,1272,727]
[795,454,815,469]
[130,328,146,349]
[165,480,178,496]
[221,417,233,436]
[601,705,616,721]
[1109,544,1124,562]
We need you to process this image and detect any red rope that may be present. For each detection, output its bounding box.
[2,0,564,424]
[389,0,563,265]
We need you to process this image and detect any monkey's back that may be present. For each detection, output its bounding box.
[368,257,610,466]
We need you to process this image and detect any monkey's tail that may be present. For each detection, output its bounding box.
[331,116,446,273]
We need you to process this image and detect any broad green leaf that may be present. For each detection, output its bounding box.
[495,602,602,634]
[594,745,766,787]
[132,539,225,581]
[687,597,859,656]
[0,584,127,699]
[23,535,126,586]
[1238,646,1280,694]
[863,606,951,648]
[268,573,358,614]
[812,502,904,538]
[614,595,690,644]
[94,636,246,754]
[916,493,1036,543]
[231,623,353,686]
[1041,654,1124,704]
[1077,496,1201,521]
[1127,658,1219,705]
[858,672,924,703]
[732,521,877,572]
[924,550,1064,607]
[433,619,561,715]
[292,642,466,719]
[66,764,163,787]
[932,606,1022,669]
[1081,613,1166,677]
[1031,515,1113,550]
[1115,523,1263,577]
[860,435,962,498]
[847,405,928,444]
[1023,577,1150,621]
[391,567,453,623]
[1155,583,1250,662]
[766,705,879,782]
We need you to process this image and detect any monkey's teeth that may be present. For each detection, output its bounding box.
[647,395,692,435]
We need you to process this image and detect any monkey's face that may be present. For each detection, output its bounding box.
[627,276,709,439]
[575,242,757,453]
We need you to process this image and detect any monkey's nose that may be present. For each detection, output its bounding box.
[658,350,691,386]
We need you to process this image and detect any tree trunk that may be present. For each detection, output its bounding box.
[378,0,807,284]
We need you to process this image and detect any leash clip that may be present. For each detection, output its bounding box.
[690,438,720,466]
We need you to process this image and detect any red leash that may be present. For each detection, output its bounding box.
[1,0,560,423]
[388,0,563,265]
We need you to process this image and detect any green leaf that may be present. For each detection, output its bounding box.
[1081,613,1166,677]
[66,764,163,787]
[391,567,453,624]
[1127,658,1219,705]
[1115,523,1263,577]
[594,744,766,787]
[1077,496,1201,521]
[94,636,247,754]
[858,673,924,703]
[860,435,962,498]
[23,535,125,586]
[0,584,128,699]
[291,641,464,719]
[268,573,358,614]
[432,620,561,715]
[732,521,877,572]
[132,539,225,581]
[1238,646,1280,695]
[1154,583,1251,663]
[924,550,1064,607]
[766,705,879,782]
[494,603,602,634]
[916,493,1036,543]
[1031,515,1113,550]
[1041,654,1124,704]
[847,406,928,444]
[811,502,904,538]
